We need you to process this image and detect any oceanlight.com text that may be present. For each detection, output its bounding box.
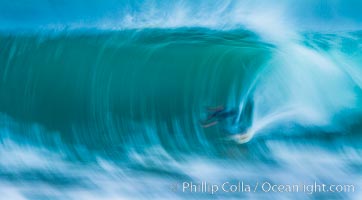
[177,181,355,195]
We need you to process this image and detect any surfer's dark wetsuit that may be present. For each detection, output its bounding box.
[200,105,238,128]
[200,100,253,133]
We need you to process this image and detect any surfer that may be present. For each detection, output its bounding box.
[200,105,238,128]
[200,100,254,143]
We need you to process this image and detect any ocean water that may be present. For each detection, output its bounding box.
[1,1,362,199]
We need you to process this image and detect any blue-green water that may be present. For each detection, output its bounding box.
[1,1,362,200]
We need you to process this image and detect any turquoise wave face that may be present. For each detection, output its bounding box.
[0,29,270,150]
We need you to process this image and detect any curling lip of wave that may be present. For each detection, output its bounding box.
[1,0,362,33]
